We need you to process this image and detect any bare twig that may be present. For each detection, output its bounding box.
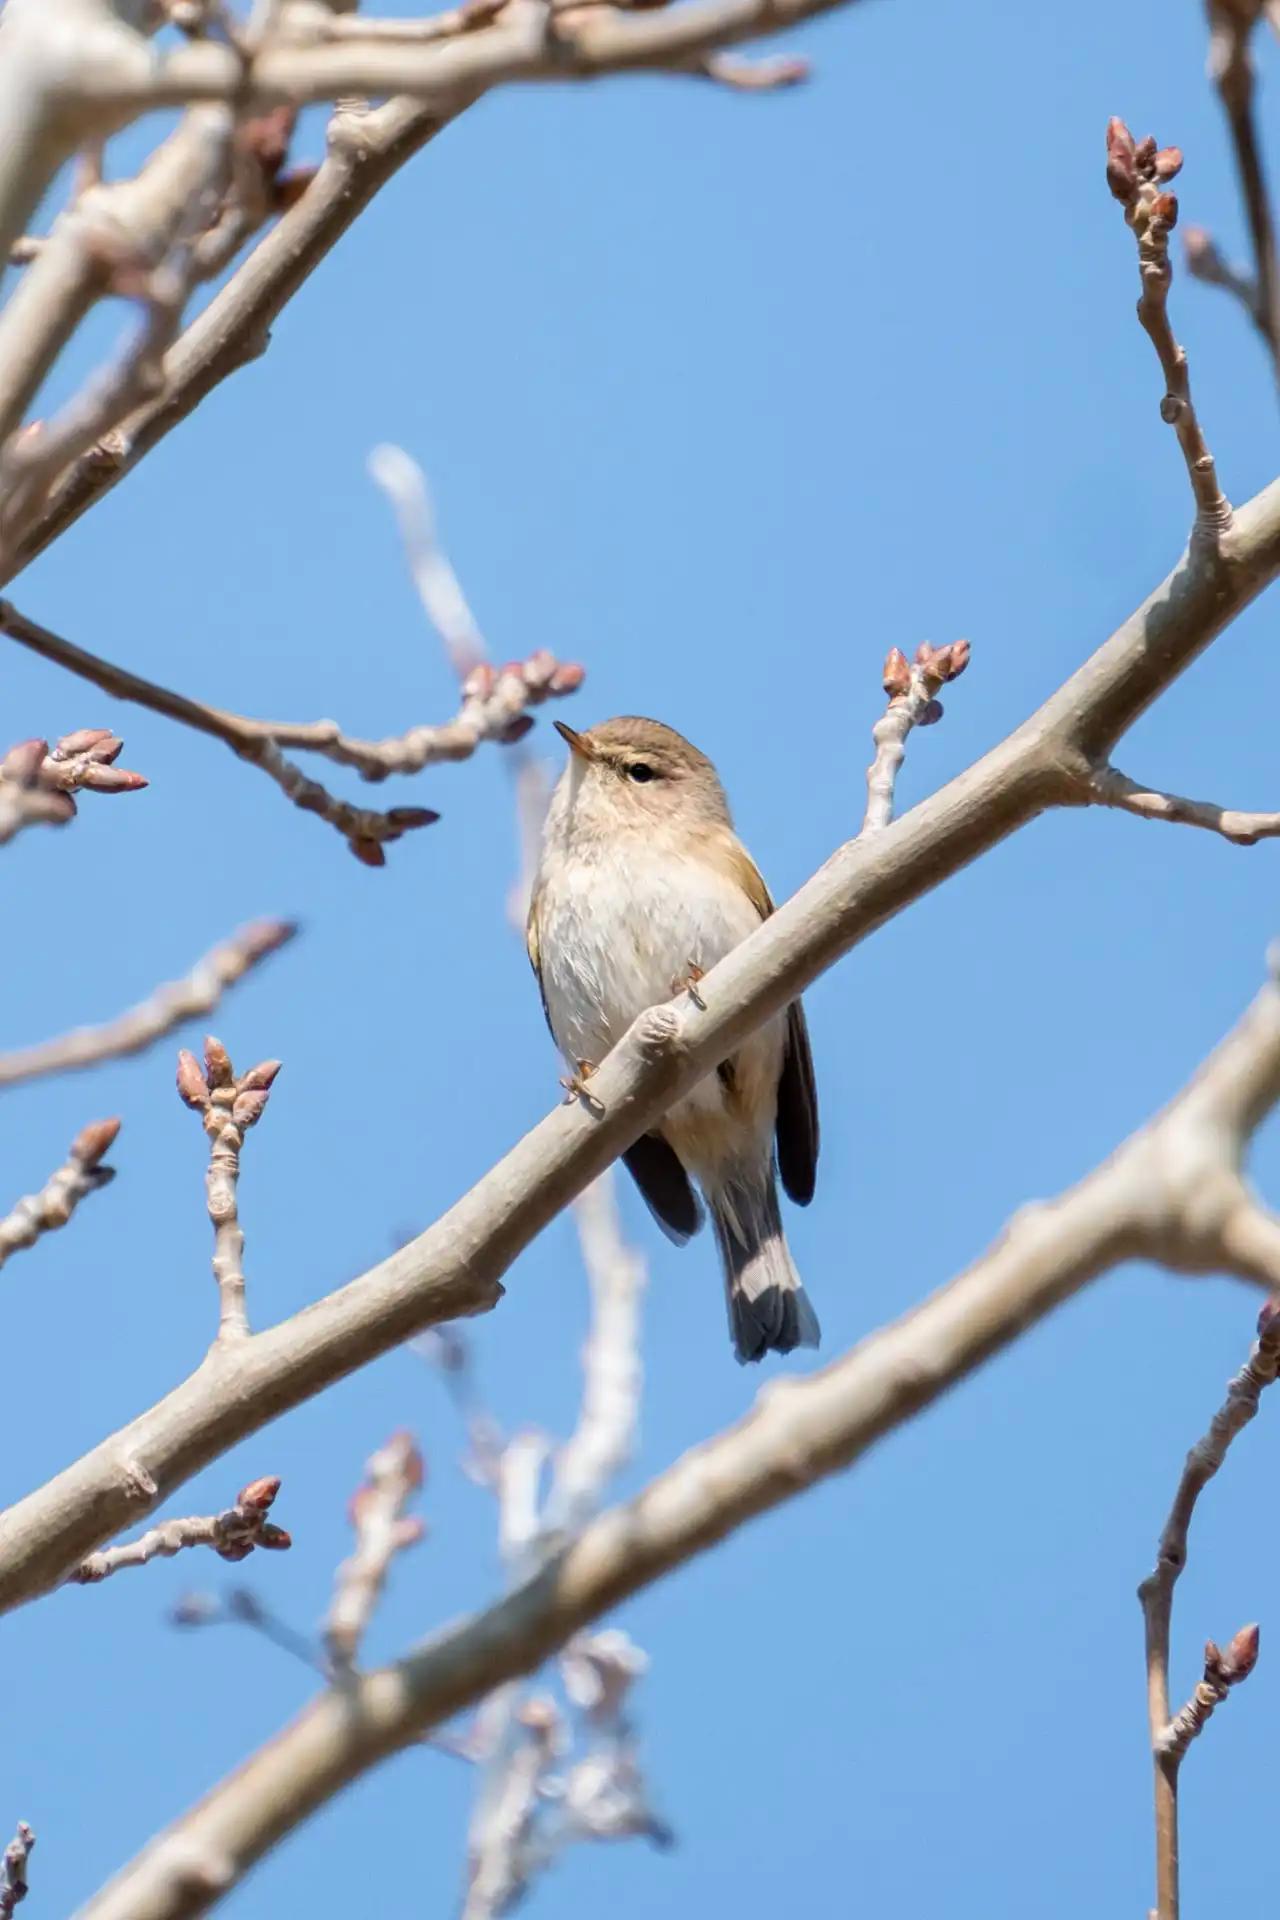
[1203,0,1280,388]
[0,1119,120,1272]
[176,1039,282,1343]
[862,640,970,835]
[1106,119,1233,538]
[542,1178,645,1539]
[0,1823,34,1918]
[73,962,1280,1920]
[0,920,294,1091]
[1138,1297,1280,1920]
[71,1476,290,1584]
[1090,765,1280,844]
[324,1432,425,1671]
[463,1697,565,1920]
[0,727,146,845]
[0,600,584,865]
[2,97,464,587]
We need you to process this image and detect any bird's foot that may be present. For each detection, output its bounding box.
[672,961,707,1011]
[560,1059,604,1115]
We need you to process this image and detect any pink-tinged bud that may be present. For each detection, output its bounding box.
[498,661,524,683]
[939,638,972,681]
[917,698,944,727]
[77,763,148,793]
[1105,117,1137,200]
[1154,147,1183,181]
[237,1475,281,1511]
[2,739,48,784]
[1152,192,1179,230]
[72,1117,121,1168]
[238,1059,282,1094]
[203,1036,233,1087]
[1133,133,1157,167]
[385,806,440,830]
[258,1523,292,1550]
[462,662,496,702]
[1257,1294,1280,1336]
[523,649,557,688]
[1204,1637,1222,1674]
[351,836,387,867]
[394,1516,427,1549]
[176,1050,210,1109]
[232,1088,271,1129]
[50,728,110,757]
[882,647,911,697]
[1224,1623,1260,1682]
[550,661,586,694]
[500,714,535,745]
[1106,116,1135,157]
[520,1697,560,1734]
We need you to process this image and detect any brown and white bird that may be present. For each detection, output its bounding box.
[526,715,819,1363]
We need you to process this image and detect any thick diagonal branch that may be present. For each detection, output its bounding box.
[3,461,1280,1617]
[73,962,1280,1920]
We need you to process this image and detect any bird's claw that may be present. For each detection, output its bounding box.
[672,961,707,1011]
[560,1060,604,1115]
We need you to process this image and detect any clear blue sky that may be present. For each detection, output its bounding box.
[5,0,1280,1911]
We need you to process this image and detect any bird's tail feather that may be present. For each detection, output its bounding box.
[708,1169,820,1364]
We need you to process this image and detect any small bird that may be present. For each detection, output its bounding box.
[527,715,820,1363]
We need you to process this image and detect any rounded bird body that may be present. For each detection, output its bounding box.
[527,715,820,1363]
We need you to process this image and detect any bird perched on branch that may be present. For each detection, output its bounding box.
[527,715,819,1362]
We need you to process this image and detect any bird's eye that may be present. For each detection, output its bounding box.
[627,762,656,784]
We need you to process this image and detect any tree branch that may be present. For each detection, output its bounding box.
[72,964,1280,1920]
[0,600,584,865]
[0,1119,120,1272]
[1197,0,1280,390]
[0,1822,34,1920]
[861,640,970,835]
[70,1475,290,1585]
[2,433,1280,1617]
[1138,1297,1280,1920]
[1090,764,1280,845]
[0,920,294,1091]
[1106,120,1233,539]
[176,1040,283,1343]
[324,1433,426,1672]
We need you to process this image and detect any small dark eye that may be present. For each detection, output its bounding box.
[627,762,656,784]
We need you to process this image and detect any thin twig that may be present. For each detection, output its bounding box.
[0,919,293,1090]
[861,641,970,835]
[1137,1298,1280,1920]
[71,1476,290,1584]
[176,1039,282,1343]
[0,1119,119,1272]
[324,1432,425,1671]
[0,599,584,865]
[1106,119,1233,539]
[1204,0,1280,390]
[1091,765,1280,844]
[0,1823,33,1918]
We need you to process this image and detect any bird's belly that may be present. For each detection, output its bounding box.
[538,851,783,1129]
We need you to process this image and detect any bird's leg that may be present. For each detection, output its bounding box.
[560,1059,604,1115]
[672,960,707,1011]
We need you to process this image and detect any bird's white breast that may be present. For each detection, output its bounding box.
[536,834,767,1073]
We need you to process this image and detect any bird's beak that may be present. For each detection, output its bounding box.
[554,720,595,762]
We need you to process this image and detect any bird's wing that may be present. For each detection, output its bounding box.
[722,837,820,1207]
[622,1133,704,1243]
[525,892,554,1039]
